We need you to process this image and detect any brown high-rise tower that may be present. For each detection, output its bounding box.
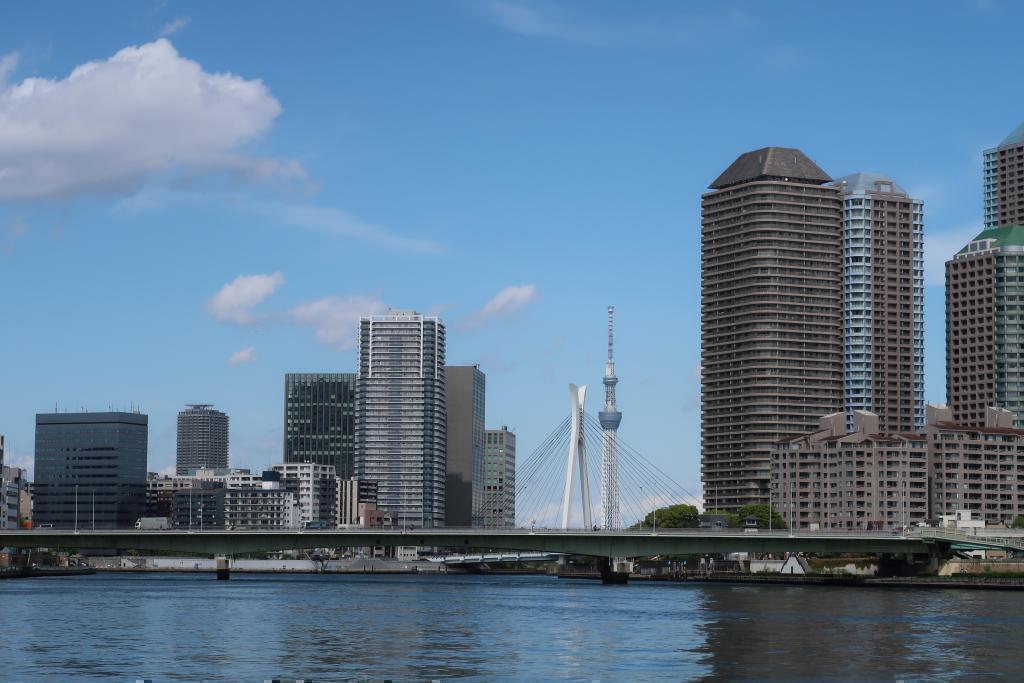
[701,147,843,512]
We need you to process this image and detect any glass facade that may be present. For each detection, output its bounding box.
[445,365,486,527]
[284,373,356,478]
[34,412,148,529]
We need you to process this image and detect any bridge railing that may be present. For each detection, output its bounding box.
[915,527,1024,551]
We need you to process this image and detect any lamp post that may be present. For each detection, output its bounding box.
[92,489,95,531]
[75,484,79,531]
[639,485,644,529]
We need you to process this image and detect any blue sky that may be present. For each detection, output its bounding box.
[0,1,1019,503]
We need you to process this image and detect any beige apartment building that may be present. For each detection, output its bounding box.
[702,147,843,512]
[927,405,1024,525]
[771,411,928,530]
[773,404,1024,529]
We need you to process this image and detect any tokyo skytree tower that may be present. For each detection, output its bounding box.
[599,305,622,529]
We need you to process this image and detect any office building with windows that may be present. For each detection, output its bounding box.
[270,462,337,527]
[484,427,516,528]
[336,478,378,527]
[176,404,228,475]
[445,365,485,527]
[224,473,301,529]
[170,485,225,529]
[832,173,924,432]
[284,373,357,478]
[355,309,447,528]
[701,147,843,512]
[34,412,148,529]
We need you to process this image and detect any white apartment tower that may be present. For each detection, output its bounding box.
[354,309,447,528]
[832,174,924,433]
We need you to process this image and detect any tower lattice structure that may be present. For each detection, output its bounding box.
[599,306,622,529]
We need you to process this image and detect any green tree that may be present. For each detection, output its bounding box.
[1011,515,1024,529]
[736,504,787,530]
[633,503,700,529]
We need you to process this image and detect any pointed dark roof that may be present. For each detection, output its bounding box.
[709,147,831,190]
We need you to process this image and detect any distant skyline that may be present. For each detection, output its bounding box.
[1,2,1023,501]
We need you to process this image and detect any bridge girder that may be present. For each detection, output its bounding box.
[0,529,939,558]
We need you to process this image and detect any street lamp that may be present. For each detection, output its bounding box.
[75,484,79,531]
[639,485,644,529]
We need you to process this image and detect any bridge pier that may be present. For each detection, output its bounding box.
[216,555,230,580]
[598,557,630,584]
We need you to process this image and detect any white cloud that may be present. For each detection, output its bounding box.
[228,345,256,365]
[3,445,33,480]
[159,16,190,37]
[290,295,387,351]
[464,285,538,328]
[925,222,981,287]
[483,1,608,44]
[0,39,299,201]
[207,272,285,324]
[0,52,17,87]
[253,202,444,254]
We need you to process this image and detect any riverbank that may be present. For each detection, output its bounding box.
[0,567,96,580]
[677,574,1024,590]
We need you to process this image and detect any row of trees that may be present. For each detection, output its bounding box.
[632,503,787,530]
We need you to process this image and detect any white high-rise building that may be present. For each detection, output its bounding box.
[832,174,924,432]
[355,309,447,528]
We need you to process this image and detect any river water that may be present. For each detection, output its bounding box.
[2,573,1022,681]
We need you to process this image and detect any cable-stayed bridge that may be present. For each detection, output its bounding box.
[515,409,700,531]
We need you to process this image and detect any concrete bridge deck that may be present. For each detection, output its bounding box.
[3,527,1018,558]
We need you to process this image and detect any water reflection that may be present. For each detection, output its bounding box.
[1,574,1021,681]
[693,584,1024,681]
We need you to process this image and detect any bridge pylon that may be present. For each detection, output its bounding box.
[560,384,592,529]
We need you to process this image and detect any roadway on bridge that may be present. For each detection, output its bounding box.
[3,527,1012,558]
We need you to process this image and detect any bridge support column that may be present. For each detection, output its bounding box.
[216,555,230,580]
[599,557,630,585]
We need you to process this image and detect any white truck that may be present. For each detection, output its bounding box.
[135,517,171,530]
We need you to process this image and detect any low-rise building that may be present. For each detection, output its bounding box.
[926,405,1024,526]
[271,463,337,528]
[775,404,1024,530]
[170,485,225,529]
[194,467,262,489]
[336,478,378,527]
[2,466,25,529]
[772,410,929,530]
